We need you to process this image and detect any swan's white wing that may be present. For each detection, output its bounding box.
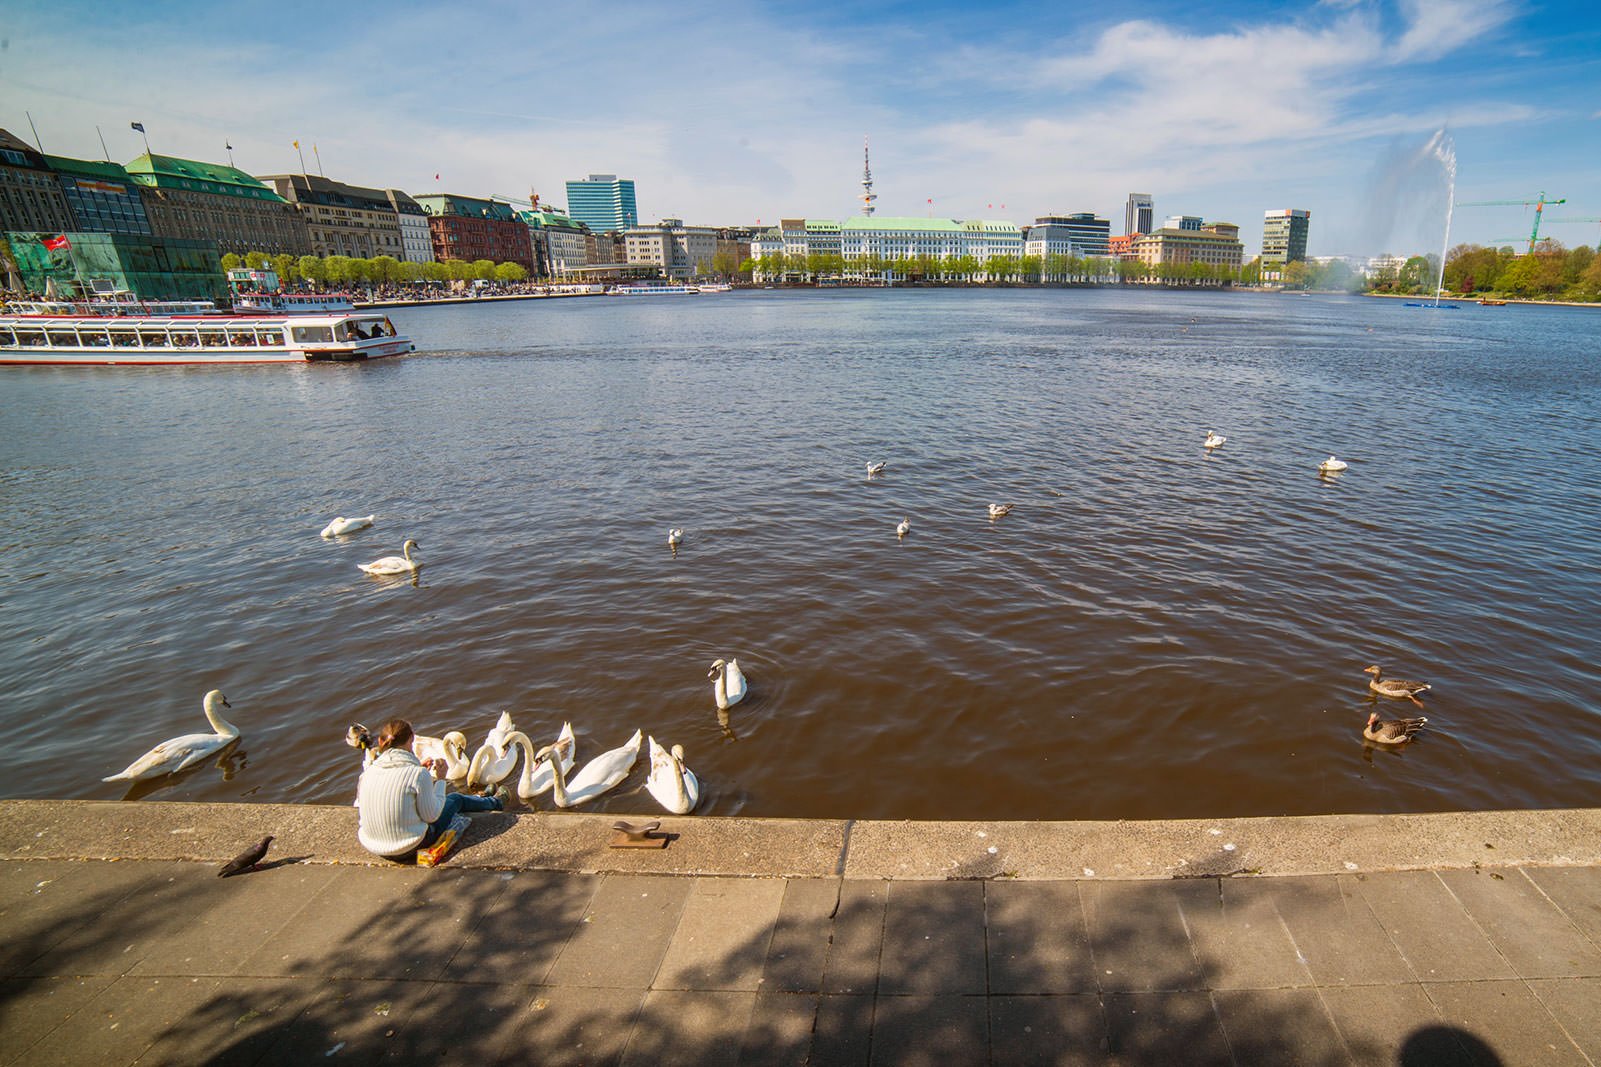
[103,731,218,781]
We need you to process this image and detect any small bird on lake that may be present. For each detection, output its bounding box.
[867,460,887,478]
[218,835,273,877]
[988,503,1014,520]
[1364,711,1428,745]
[896,516,911,539]
[668,528,683,547]
[1204,431,1226,449]
[320,515,374,539]
[1365,665,1431,707]
[1319,456,1348,473]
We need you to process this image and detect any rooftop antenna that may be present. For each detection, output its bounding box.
[25,111,44,152]
[859,137,877,217]
[96,125,111,161]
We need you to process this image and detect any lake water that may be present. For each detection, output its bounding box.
[3,288,1599,820]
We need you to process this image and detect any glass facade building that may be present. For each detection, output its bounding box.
[46,157,153,237]
[5,231,223,300]
[563,174,638,234]
[1261,209,1311,265]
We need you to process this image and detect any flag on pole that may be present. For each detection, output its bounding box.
[130,122,145,133]
[42,235,71,251]
[292,140,299,149]
[435,173,440,181]
[226,141,233,150]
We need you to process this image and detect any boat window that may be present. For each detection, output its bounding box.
[199,329,229,347]
[291,325,334,343]
[139,330,170,347]
[259,329,284,346]
[170,329,201,349]
[227,328,258,347]
[83,330,112,347]
[16,329,46,347]
[0,328,16,347]
[111,329,139,347]
[46,330,79,347]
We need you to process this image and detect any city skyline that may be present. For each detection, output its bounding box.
[4,0,1597,258]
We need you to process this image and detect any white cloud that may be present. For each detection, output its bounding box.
[1391,0,1514,61]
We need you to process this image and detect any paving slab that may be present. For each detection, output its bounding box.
[317,865,511,982]
[987,993,1109,1066]
[1523,865,1601,947]
[246,977,434,1067]
[520,984,646,1067]
[378,978,538,1065]
[1183,878,1316,990]
[811,993,874,1066]
[0,859,161,976]
[620,989,758,1066]
[1526,977,1601,1063]
[440,868,599,986]
[820,880,886,995]
[1423,979,1590,1066]
[541,873,692,989]
[759,877,838,994]
[133,977,316,1067]
[1261,874,1417,987]
[234,864,425,978]
[1319,982,1440,1066]
[0,975,117,1066]
[1350,870,1517,982]
[17,861,202,978]
[22,974,227,1067]
[1439,867,1601,978]
[986,881,1099,995]
[1100,991,1232,1064]
[738,990,819,1065]
[1210,988,1350,1065]
[654,877,785,992]
[1080,880,1207,992]
[867,994,989,1066]
[878,880,987,995]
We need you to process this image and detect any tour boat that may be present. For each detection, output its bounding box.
[607,284,703,296]
[0,269,414,366]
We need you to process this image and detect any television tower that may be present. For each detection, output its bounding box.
[860,137,877,217]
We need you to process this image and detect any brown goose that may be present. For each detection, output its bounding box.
[1364,665,1431,707]
[1365,710,1427,745]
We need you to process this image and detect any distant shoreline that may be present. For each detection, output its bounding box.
[1361,292,1601,309]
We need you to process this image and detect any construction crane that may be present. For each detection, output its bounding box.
[1546,217,1601,246]
[1454,192,1566,253]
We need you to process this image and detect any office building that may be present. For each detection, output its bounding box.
[0,130,75,235]
[1162,215,1203,232]
[412,194,535,269]
[625,218,719,278]
[1133,221,1244,271]
[518,208,589,277]
[46,156,153,237]
[1261,209,1311,265]
[4,231,223,301]
[260,174,405,259]
[1125,193,1153,236]
[1026,213,1110,258]
[564,174,638,234]
[126,153,311,256]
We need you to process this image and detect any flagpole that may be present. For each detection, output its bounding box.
[294,141,307,173]
[25,111,44,152]
[226,140,234,167]
[96,126,111,161]
[133,124,151,156]
[313,144,323,177]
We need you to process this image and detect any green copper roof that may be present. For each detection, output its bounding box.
[125,154,286,202]
[842,216,963,232]
[43,156,135,182]
[517,208,583,230]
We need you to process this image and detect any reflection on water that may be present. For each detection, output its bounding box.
[2,288,1599,820]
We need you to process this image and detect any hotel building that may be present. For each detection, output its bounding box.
[1132,222,1244,271]
[412,194,536,269]
[1125,193,1153,236]
[260,173,405,259]
[125,153,311,256]
[625,218,719,278]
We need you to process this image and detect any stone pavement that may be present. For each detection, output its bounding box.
[2,802,1599,1065]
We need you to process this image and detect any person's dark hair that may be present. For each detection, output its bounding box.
[376,719,414,752]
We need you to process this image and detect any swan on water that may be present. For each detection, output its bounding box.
[104,690,240,782]
[1204,432,1226,449]
[668,528,684,547]
[321,515,375,538]
[504,723,577,800]
[358,538,421,575]
[867,460,887,478]
[646,735,701,814]
[1318,456,1348,473]
[896,516,910,539]
[466,711,521,789]
[347,723,471,779]
[538,728,642,808]
[709,658,748,710]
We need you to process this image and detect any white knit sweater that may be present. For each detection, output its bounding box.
[356,747,447,857]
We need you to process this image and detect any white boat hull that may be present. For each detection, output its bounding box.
[0,337,413,366]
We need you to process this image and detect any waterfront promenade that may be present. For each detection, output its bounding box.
[3,801,1599,1065]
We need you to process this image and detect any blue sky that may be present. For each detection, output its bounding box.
[4,0,1598,257]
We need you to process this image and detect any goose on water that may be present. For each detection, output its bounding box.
[104,690,240,782]
[646,735,701,814]
[1204,432,1226,449]
[503,723,577,800]
[1364,665,1431,707]
[896,516,911,539]
[359,538,421,575]
[709,658,748,710]
[867,460,887,478]
[321,515,375,538]
[668,528,684,547]
[1365,710,1428,745]
[1319,456,1348,473]
[538,728,642,808]
[988,503,1014,520]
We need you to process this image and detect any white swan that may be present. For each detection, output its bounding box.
[646,735,701,814]
[988,503,1014,520]
[867,460,886,478]
[466,711,520,789]
[104,690,239,782]
[359,538,421,575]
[709,658,748,710]
[321,514,374,538]
[415,731,471,780]
[1319,456,1348,473]
[539,728,641,808]
[485,710,516,752]
[505,723,576,800]
[896,517,910,539]
[1204,432,1226,449]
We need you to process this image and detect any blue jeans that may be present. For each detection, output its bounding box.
[419,791,501,848]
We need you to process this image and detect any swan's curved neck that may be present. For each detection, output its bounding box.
[668,751,688,806]
[203,696,239,738]
[505,732,536,789]
[547,746,570,806]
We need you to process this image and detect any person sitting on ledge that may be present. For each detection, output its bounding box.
[355,718,503,861]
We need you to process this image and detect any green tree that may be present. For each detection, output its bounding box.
[297,255,326,287]
[494,261,528,283]
[322,256,351,286]
[470,259,496,282]
[270,253,297,285]
[422,261,450,283]
[243,251,269,270]
[219,253,242,272]
[369,255,401,285]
